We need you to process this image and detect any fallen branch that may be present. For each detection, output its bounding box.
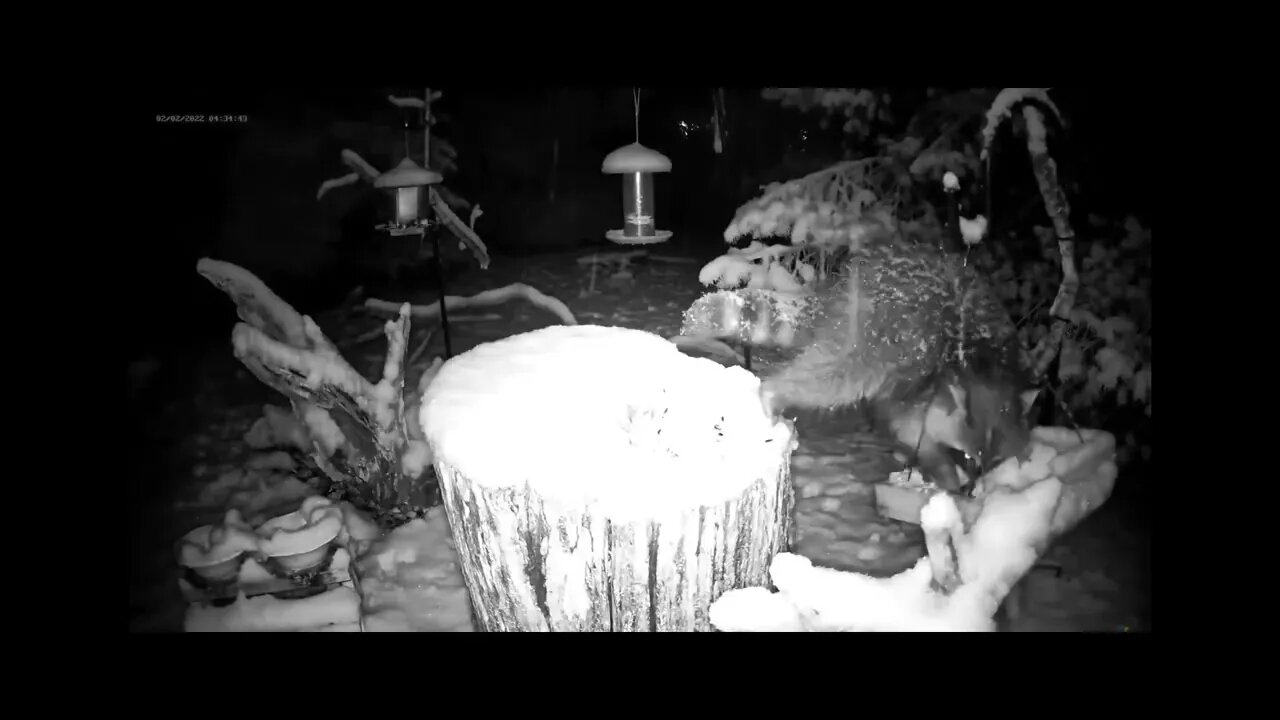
[199,258,438,521]
[365,283,577,326]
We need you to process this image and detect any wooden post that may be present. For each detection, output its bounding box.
[420,326,797,631]
[433,231,453,358]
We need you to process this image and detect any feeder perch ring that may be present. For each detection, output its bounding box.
[606,229,673,245]
[378,223,429,237]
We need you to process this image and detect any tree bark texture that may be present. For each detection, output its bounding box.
[435,458,796,632]
[198,258,435,518]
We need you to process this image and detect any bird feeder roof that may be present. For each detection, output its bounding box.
[374,157,443,188]
[602,142,672,174]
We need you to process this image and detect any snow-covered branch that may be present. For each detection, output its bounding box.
[196,258,311,348]
[388,95,426,109]
[1018,102,1080,382]
[428,187,489,269]
[981,88,1063,160]
[340,149,382,182]
[387,91,441,109]
[314,149,490,270]
[199,259,437,521]
[365,283,577,326]
[317,173,361,200]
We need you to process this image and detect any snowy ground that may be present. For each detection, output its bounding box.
[128,246,1151,632]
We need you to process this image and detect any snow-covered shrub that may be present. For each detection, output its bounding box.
[707,87,1151,466]
[727,89,1003,254]
[975,216,1151,463]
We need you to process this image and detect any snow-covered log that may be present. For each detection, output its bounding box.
[198,258,437,520]
[365,282,577,327]
[419,326,797,631]
[709,426,1117,632]
[917,426,1117,617]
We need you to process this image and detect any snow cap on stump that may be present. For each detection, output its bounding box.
[419,325,797,631]
[419,325,793,519]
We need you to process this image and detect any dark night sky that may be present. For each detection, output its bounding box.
[142,87,1150,357]
[151,86,1151,223]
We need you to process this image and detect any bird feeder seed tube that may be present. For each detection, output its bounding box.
[602,142,673,245]
[621,171,656,238]
[373,157,443,233]
[395,186,421,227]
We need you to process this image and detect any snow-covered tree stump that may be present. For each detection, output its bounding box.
[198,258,434,520]
[419,325,797,631]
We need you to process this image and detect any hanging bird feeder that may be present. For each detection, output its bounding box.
[602,142,673,245]
[373,153,454,358]
[374,157,443,236]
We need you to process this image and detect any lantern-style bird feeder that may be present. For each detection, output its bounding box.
[602,142,673,245]
[374,157,443,236]
[373,155,455,358]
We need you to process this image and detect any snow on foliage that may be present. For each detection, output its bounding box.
[977,216,1152,458]
[724,158,893,249]
[960,215,988,245]
[699,241,814,292]
[733,87,1150,463]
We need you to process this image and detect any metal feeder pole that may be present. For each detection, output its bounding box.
[945,185,962,254]
[421,87,452,359]
[433,229,453,358]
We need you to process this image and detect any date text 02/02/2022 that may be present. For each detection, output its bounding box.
[156,115,248,123]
